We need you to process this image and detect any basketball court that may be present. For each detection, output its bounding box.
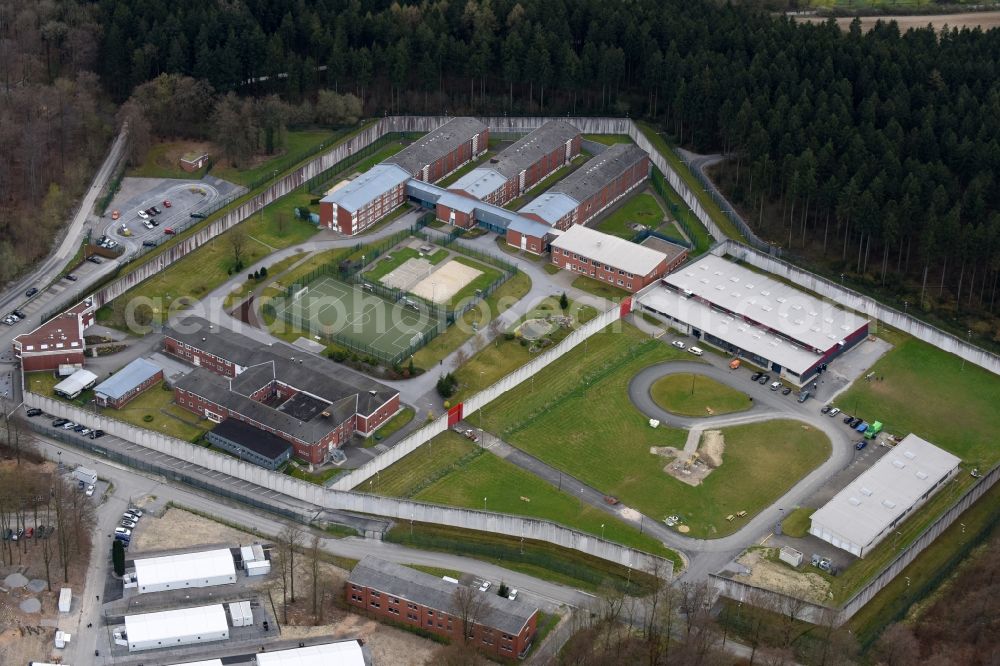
[271,276,440,359]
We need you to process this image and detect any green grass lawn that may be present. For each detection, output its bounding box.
[223,251,308,309]
[128,140,210,180]
[835,331,1000,468]
[362,432,481,497]
[481,324,831,538]
[595,193,665,239]
[780,507,814,538]
[452,297,598,402]
[504,156,586,210]
[583,134,635,146]
[650,373,751,417]
[212,129,340,186]
[113,382,207,442]
[365,407,415,446]
[446,256,503,306]
[284,462,344,485]
[571,275,630,301]
[410,270,531,370]
[543,263,560,275]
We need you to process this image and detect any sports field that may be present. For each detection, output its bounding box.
[271,275,439,360]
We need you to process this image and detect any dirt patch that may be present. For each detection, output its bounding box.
[798,11,1000,33]
[699,430,725,468]
[736,548,831,604]
[131,507,260,552]
[650,430,725,487]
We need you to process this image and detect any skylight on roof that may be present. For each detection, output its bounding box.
[882,499,897,509]
[904,451,916,459]
[849,497,861,506]
[892,460,906,469]
[861,487,872,496]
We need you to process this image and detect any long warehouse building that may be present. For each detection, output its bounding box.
[447,120,580,207]
[132,547,237,593]
[636,253,870,385]
[124,604,230,652]
[809,434,960,557]
[320,117,488,235]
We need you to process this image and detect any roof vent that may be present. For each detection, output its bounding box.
[202,337,206,342]
[882,499,897,509]
[848,497,861,506]
[903,451,916,459]
[916,471,928,480]
[892,460,906,469]
[860,487,873,496]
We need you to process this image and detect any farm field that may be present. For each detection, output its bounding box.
[835,331,1000,467]
[366,431,679,562]
[650,372,751,417]
[481,324,831,537]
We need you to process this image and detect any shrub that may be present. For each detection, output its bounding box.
[503,332,515,341]
[142,414,153,423]
[330,350,348,362]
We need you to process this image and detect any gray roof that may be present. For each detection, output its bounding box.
[550,143,648,205]
[508,216,561,240]
[406,178,444,204]
[348,557,537,636]
[551,224,667,276]
[164,318,264,368]
[662,254,869,354]
[435,191,479,214]
[518,191,578,225]
[448,168,509,199]
[209,419,293,460]
[809,434,961,553]
[384,117,487,177]
[449,120,579,198]
[320,164,410,213]
[94,358,162,400]
[640,236,689,265]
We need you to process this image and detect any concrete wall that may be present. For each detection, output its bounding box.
[717,240,1000,376]
[27,387,671,577]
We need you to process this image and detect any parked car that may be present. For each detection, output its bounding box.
[149,218,159,226]
[85,485,95,497]
[26,408,42,417]
[478,581,492,592]
[770,381,781,391]
[797,391,811,403]
[52,418,68,427]
[603,496,620,505]
[151,206,162,215]
[142,220,153,229]
[25,287,38,297]
[2,315,15,326]
[89,429,105,439]
[145,207,157,216]
[190,212,207,219]
[120,519,136,529]
[855,441,868,451]
[163,227,175,235]
[79,428,91,435]
[820,405,831,414]
[843,414,854,424]
[508,589,518,601]
[828,407,841,417]
[111,210,120,220]
[781,387,792,395]
[750,371,762,382]
[729,358,741,369]
[162,199,172,207]
[25,527,33,538]
[687,346,704,356]
[671,340,686,349]
[2,528,11,540]
[142,240,157,247]
[848,417,861,428]
[87,255,102,264]
[12,309,25,319]
[72,424,86,432]
[114,527,131,537]
[137,210,149,220]
[61,421,77,429]
[126,508,143,518]
[758,374,770,385]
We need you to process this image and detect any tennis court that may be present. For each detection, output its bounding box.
[272,276,441,360]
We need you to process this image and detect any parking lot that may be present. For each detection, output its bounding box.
[103,176,242,257]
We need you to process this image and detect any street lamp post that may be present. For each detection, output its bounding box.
[601,523,605,540]
[840,273,845,286]
[483,496,487,511]
[961,330,972,370]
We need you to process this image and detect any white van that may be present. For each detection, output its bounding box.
[688,346,704,356]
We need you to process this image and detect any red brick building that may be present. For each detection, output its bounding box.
[319,164,410,235]
[347,557,538,660]
[518,143,650,231]
[384,117,489,182]
[164,318,399,464]
[12,299,95,372]
[448,120,580,207]
[550,225,680,292]
[93,357,163,408]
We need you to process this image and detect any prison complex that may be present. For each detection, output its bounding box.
[164,318,399,465]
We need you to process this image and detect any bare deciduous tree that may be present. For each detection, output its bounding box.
[228,226,247,269]
[452,585,486,645]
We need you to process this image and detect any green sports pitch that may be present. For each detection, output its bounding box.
[272,276,441,360]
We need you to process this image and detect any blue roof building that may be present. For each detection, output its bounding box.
[94,358,163,408]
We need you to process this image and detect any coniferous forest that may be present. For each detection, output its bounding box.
[2,0,999,343]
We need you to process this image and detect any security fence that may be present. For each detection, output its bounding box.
[26,390,671,578]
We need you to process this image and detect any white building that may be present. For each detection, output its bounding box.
[809,434,961,557]
[124,604,229,652]
[256,641,366,666]
[133,548,236,593]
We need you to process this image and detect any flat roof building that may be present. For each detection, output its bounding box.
[347,556,539,660]
[133,547,237,594]
[53,369,98,399]
[257,641,367,666]
[550,225,682,293]
[124,604,229,652]
[206,419,293,470]
[449,120,580,206]
[94,357,163,408]
[637,254,869,385]
[809,434,960,557]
